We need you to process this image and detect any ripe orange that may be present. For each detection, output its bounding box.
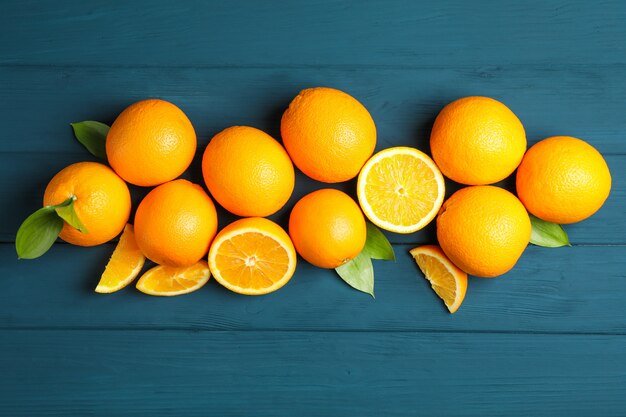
[208,217,297,295]
[202,126,294,217]
[43,162,131,246]
[357,147,445,233]
[436,186,531,278]
[281,87,376,183]
[289,189,367,269]
[430,96,526,185]
[95,224,145,293]
[106,99,196,186]
[409,245,468,313]
[136,260,210,296]
[516,136,611,224]
[134,179,218,267]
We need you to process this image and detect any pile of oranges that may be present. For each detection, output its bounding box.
[18,88,612,313]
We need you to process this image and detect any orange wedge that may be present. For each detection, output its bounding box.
[409,245,468,313]
[357,147,445,233]
[136,260,210,296]
[95,224,145,293]
[208,217,296,295]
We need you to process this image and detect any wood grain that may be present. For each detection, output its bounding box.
[2,329,625,416]
[2,0,625,67]
[2,243,625,333]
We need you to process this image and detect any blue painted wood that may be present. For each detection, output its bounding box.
[2,330,626,416]
[1,0,625,415]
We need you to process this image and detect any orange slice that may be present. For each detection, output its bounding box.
[409,245,468,313]
[136,260,210,296]
[95,224,145,293]
[357,146,445,233]
[208,217,297,295]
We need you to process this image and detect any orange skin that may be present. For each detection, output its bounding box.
[202,126,294,217]
[281,87,376,183]
[134,179,218,267]
[289,189,367,269]
[516,136,611,224]
[43,162,131,247]
[430,96,526,185]
[106,99,196,187]
[436,186,531,278]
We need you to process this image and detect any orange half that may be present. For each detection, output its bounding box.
[409,245,468,313]
[208,217,297,295]
[136,260,210,296]
[95,224,145,293]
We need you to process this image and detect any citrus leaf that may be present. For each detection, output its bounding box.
[55,196,88,233]
[335,252,375,298]
[15,206,64,259]
[529,214,571,248]
[70,121,109,160]
[361,222,395,261]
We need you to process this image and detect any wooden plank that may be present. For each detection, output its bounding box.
[2,152,623,244]
[1,0,625,68]
[1,329,625,416]
[1,65,625,155]
[2,243,625,333]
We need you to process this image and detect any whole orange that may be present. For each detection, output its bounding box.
[289,189,366,269]
[436,186,531,278]
[134,179,218,267]
[43,162,131,246]
[516,136,611,224]
[430,96,526,185]
[202,126,294,217]
[281,87,376,183]
[106,99,196,187]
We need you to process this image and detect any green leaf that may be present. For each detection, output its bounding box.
[529,214,571,248]
[361,222,396,261]
[15,207,64,259]
[54,196,88,233]
[70,121,109,160]
[335,252,375,298]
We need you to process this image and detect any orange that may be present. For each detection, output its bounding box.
[208,217,297,295]
[516,136,611,224]
[136,260,210,296]
[106,99,196,186]
[134,179,218,267]
[436,186,531,278]
[202,126,294,217]
[409,245,468,314]
[357,147,445,233]
[281,87,376,183]
[289,189,366,269]
[95,224,145,293]
[43,162,131,246]
[430,96,526,185]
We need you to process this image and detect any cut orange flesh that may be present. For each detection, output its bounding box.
[409,245,468,313]
[208,217,297,295]
[357,147,445,233]
[136,260,210,296]
[95,224,145,293]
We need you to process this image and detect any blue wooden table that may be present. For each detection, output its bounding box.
[2,1,625,415]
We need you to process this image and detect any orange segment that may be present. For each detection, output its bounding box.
[208,217,297,295]
[95,224,145,293]
[357,147,445,234]
[136,260,210,296]
[409,245,468,314]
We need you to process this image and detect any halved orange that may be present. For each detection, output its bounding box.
[208,217,297,295]
[95,224,145,293]
[136,260,210,296]
[357,147,445,233]
[409,245,468,313]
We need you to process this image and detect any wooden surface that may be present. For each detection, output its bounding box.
[1,1,625,416]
